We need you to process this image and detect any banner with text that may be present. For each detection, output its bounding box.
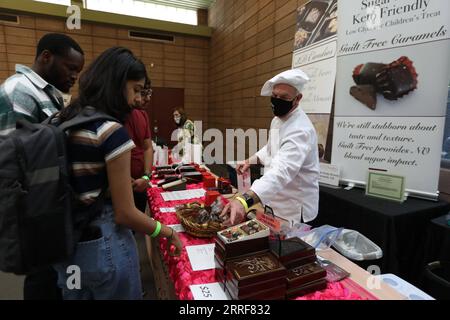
[332,0,450,199]
[292,0,338,155]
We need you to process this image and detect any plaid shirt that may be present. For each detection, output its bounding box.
[0,64,64,135]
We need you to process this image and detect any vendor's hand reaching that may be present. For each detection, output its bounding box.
[166,229,183,257]
[236,160,251,175]
[220,200,246,226]
[132,178,148,193]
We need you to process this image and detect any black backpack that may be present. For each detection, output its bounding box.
[0,106,117,275]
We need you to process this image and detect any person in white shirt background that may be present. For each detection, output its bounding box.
[221,68,320,227]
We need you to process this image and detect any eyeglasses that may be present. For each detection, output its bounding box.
[141,88,153,98]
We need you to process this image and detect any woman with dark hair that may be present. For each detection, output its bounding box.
[172,107,200,161]
[55,47,182,300]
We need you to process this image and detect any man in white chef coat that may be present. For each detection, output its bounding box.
[221,68,320,226]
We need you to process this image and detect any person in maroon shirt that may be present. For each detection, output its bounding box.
[124,80,153,212]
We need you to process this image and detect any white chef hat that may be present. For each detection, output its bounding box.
[261,68,310,96]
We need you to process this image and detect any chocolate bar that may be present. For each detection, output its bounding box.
[155,165,175,171]
[181,172,203,183]
[352,63,387,86]
[269,237,316,266]
[156,169,176,179]
[375,56,418,100]
[350,85,377,110]
[286,262,327,289]
[226,252,287,287]
[177,165,197,173]
[157,176,180,187]
[286,279,328,299]
[162,179,187,191]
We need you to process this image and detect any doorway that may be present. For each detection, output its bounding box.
[147,87,184,148]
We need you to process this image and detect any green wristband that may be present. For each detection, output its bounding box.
[151,221,162,238]
[142,175,150,181]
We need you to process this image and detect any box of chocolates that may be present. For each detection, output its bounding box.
[286,262,327,290]
[286,279,328,299]
[218,219,269,244]
[215,220,270,258]
[202,174,216,189]
[269,237,316,269]
[225,251,287,288]
[226,282,286,300]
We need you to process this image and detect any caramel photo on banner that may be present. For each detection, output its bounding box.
[350,56,418,110]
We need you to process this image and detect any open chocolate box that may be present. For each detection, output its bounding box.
[269,237,316,269]
[215,219,270,259]
[217,219,270,244]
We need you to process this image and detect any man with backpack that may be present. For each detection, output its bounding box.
[0,33,84,299]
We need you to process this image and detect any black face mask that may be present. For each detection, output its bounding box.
[271,97,296,117]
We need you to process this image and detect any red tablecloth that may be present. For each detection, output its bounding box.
[147,183,373,300]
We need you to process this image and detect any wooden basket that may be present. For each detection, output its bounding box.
[176,205,224,238]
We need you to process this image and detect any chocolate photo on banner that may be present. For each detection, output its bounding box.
[294,0,337,51]
[349,56,418,110]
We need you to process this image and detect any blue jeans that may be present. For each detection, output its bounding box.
[53,204,142,300]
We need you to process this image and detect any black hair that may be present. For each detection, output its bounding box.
[60,47,147,123]
[36,33,84,60]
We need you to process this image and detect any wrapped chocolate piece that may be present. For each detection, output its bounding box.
[286,279,328,299]
[226,251,287,287]
[376,56,418,100]
[269,237,316,268]
[350,85,377,110]
[352,63,387,86]
[286,262,327,290]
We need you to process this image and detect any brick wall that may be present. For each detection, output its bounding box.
[208,0,307,137]
[0,13,209,124]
